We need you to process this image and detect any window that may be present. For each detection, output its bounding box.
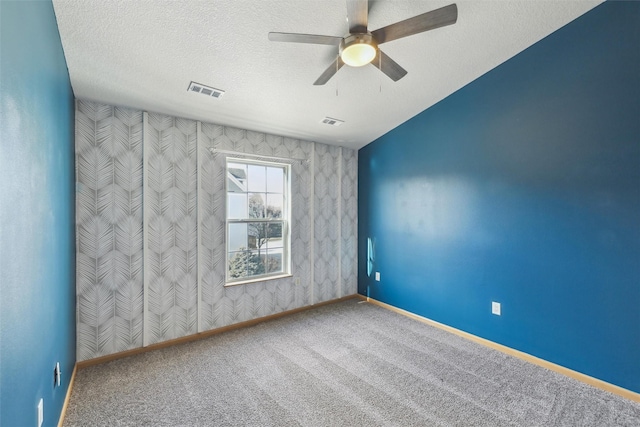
[226,159,290,284]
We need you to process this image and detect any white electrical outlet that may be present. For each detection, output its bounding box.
[375,272,380,281]
[492,301,501,316]
[37,398,43,427]
[294,277,300,286]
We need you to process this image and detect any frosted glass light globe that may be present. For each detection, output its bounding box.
[341,43,376,67]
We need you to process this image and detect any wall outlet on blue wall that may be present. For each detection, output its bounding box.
[492,302,501,316]
[375,272,380,282]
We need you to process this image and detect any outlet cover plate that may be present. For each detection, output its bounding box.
[375,272,380,281]
[492,301,501,316]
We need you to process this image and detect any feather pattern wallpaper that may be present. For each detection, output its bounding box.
[341,149,358,298]
[75,101,357,361]
[144,113,198,345]
[75,101,144,359]
[314,144,341,303]
[199,124,315,331]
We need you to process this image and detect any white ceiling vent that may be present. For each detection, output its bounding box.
[321,117,344,126]
[188,81,225,99]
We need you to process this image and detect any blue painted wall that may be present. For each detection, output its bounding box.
[1,1,76,426]
[359,1,639,393]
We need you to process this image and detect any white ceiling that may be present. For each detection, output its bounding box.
[52,0,602,150]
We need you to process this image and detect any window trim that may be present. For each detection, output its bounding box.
[224,157,291,285]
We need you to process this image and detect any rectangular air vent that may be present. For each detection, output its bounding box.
[321,117,344,126]
[188,81,225,99]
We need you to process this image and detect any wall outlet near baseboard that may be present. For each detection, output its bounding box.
[375,272,380,281]
[492,301,501,316]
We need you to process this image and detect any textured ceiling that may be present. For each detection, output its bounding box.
[52,0,602,150]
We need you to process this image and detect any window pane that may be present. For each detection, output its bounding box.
[266,194,283,218]
[267,222,283,249]
[248,164,266,192]
[266,251,283,274]
[266,167,284,194]
[246,250,265,278]
[248,193,266,218]
[227,163,247,193]
[228,193,247,219]
[247,222,268,250]
[228,249,265,279]
[228,251,247,279]
[228,223,247,252]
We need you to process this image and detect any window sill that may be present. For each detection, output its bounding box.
[225,273,293,287]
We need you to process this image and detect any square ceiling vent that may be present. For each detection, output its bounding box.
[188,81,225,99]
[321,117,344,126]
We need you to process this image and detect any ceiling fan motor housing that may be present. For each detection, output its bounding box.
[340,33,377,67]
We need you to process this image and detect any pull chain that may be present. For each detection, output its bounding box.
[336,59,339,97]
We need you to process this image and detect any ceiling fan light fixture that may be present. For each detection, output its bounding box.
[340,34,377,67]
[269,2,458,84]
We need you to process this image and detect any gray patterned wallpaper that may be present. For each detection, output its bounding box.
[75,102,144,360]
[341,149,358,298]
[199,123,315,331]
[144,114,198,345]
[314,144,340,303]
[75,100,357,361]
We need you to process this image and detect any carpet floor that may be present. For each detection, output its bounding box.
[63,299,640,426]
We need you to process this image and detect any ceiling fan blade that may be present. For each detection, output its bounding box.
[371,3,457,45]
[346,0,368,33]
[313,57,345,85]
[371,50,407,82]
[268,32,342,46]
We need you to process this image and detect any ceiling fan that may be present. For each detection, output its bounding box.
[268,1,458,85]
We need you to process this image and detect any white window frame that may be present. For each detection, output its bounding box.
[225,157,291,286]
